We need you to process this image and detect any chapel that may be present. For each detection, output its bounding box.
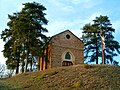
[38,30,84,70]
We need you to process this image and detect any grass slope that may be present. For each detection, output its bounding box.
[0,64,120,90]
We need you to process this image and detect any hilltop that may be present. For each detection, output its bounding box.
[0,64,120,90]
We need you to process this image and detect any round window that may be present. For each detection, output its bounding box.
[66,34,70,39]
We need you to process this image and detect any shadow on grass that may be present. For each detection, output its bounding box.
[0,81,22,90]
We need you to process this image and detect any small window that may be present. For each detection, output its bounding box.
[65,52,71,60]
[66,34,70,39]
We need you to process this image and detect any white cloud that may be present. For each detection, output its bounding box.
[0,39,6,64]
[72,0,102,8]
[45,20,73,36]
[88,12,102,21]
[47,0,64,7]
[71,0,83,5]
[83,0,101,8]
[88,10,112,23]
[47,0,75,13]
[112,20,120,31]
[62,5,74,13]
[45,18,90,37]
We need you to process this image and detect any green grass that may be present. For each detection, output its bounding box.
[0,64,120,90]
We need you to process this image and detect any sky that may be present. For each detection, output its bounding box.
[0,0,120,65]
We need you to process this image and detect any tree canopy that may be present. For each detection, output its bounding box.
[82,15,120,65]
[1,2,48,74]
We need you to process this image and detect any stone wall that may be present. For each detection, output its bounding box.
[50,30,84,68]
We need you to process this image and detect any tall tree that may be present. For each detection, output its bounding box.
[82,15,120,65]
[1,2,48,73]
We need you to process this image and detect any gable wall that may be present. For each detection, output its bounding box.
[50,31,84,68]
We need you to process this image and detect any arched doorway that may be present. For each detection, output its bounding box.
[61,51,74,66]
[62,61,73,66]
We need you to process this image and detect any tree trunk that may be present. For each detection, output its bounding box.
[16,49,20,74]
[24,49,29,72]
[21,59,24,73]
[16,60,19,74]
[37,57,40,71]
[96,47,98,64]
[24,43,29,72]
[30,59,32,71]
[96,40,98,64]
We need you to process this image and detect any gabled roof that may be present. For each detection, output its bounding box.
[49,30,83,43]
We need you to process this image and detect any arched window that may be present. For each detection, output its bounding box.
[65,52,71,60]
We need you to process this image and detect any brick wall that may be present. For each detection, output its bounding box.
[50,30,84,68]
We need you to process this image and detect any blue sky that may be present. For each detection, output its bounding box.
[0,0,120,64]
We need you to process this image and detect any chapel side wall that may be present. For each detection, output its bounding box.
[50,31,84,68]
[50,45,63,68]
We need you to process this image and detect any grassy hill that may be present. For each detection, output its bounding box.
[0,64,120,90]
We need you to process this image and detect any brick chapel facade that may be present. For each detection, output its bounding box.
[38,30,84,70]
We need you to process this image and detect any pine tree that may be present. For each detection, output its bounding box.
[82,15,120,65]
[1,2,48,73]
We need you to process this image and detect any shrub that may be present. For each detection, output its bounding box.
[37,74,45,79]
[47,70,58,76]
[73,81,81,88]
[32,70,58,81]
[84,64,92,69]
[79,72,86,75]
